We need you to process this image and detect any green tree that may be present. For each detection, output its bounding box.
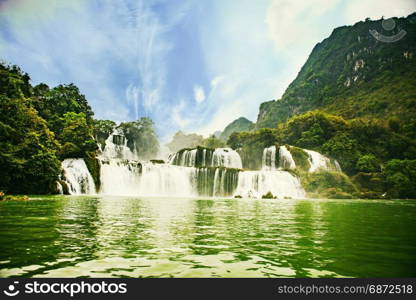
[202,135,226,149]
[94,119,116,147]
[119,117,159,160]
[0,95,61,194]
[59,112,97,158]
[384,159,416,198]
[356,154,380,173]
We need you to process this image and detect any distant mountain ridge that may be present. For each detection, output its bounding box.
[256,13,416,128]
[219,117,253,141]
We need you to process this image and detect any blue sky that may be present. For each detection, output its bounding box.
[0,0,415,142]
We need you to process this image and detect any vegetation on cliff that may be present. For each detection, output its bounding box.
[219,117,253,141]
[0,61,158,194]
[256,13,416,128]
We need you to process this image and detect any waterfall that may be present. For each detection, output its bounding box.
[212,148,242,169]
[58,142,339,199]
[262,145,296,170]
[101,128,137,160]
[194,167,239,197]
[262,145,277,170]
[100,160,196,197]
[169,147,242,168]
[180,149,197,167]
[278,146,296,170]
[61,159,96,195]
[234,170,305,199]
[138,164,196,197]
[56,182,63,195]
[99,159,142,195]
[168,149,199,166]
[304,149,341,172]
[262,145,340,173]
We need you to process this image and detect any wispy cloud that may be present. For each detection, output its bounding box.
[193,85,205,103]
[1,0,415,142]
[0,0,186,125]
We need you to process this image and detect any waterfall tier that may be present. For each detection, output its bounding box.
[100,128,137,160]
[278,146,297,170]
[262,146,277,170]
[234,170,305,199]
[304,149,341,172]
[58,145,341,199]
[100,160,196,197]
[61,159,96,195]
[169,147,242,169]
[262,145,296,170]
[195,167,239,197]
[262,145,340,173]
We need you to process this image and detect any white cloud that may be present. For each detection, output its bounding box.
[265,0,342,92]
[194,75,255,137]
[197,104,245,137]
[266,0,340,51]
[193,85,206,103]
[125,84,140,120]
[172,99,191,129]
[344,0,416,24]
[210,76,224,88]
[263,0,416,107]
[0,0,182,123]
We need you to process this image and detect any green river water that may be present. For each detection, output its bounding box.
[0,196,415,277]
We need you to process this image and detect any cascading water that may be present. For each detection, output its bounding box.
[99,159,142,195]
[234,170,305,199]
[262,145,296,170]
[56,182,63,195]
[212,148,242,169]
[231,145,305,198]
[278,146,296,170]
[262,145,341,173]
[59,125,346,199]
[194,167,239,197]
[169,147,242,168]
[61,159,96,195]
[262,145,277,170]
[100,160,196,197]
[303,149,341,172]
[101,128,137,160]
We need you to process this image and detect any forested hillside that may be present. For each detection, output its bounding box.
[227,14,416,199]
[0,62,159,194]
[256,13,416,128]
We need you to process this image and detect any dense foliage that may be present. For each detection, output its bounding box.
[228,129,277,170]
[384,159,416,199]
[256,13,416,128]
[118,117,160,160]
[301,171,358,199]
[93,119,116,147]
[0,61,160,194]
[228,110,416,198]
[0,63,61,193]
[201,135,226,149]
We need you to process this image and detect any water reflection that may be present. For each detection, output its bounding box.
[0,196,415,277]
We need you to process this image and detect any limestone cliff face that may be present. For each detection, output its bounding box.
[256,13,416,128]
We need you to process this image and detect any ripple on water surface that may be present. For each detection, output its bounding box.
[0,196,415,277]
